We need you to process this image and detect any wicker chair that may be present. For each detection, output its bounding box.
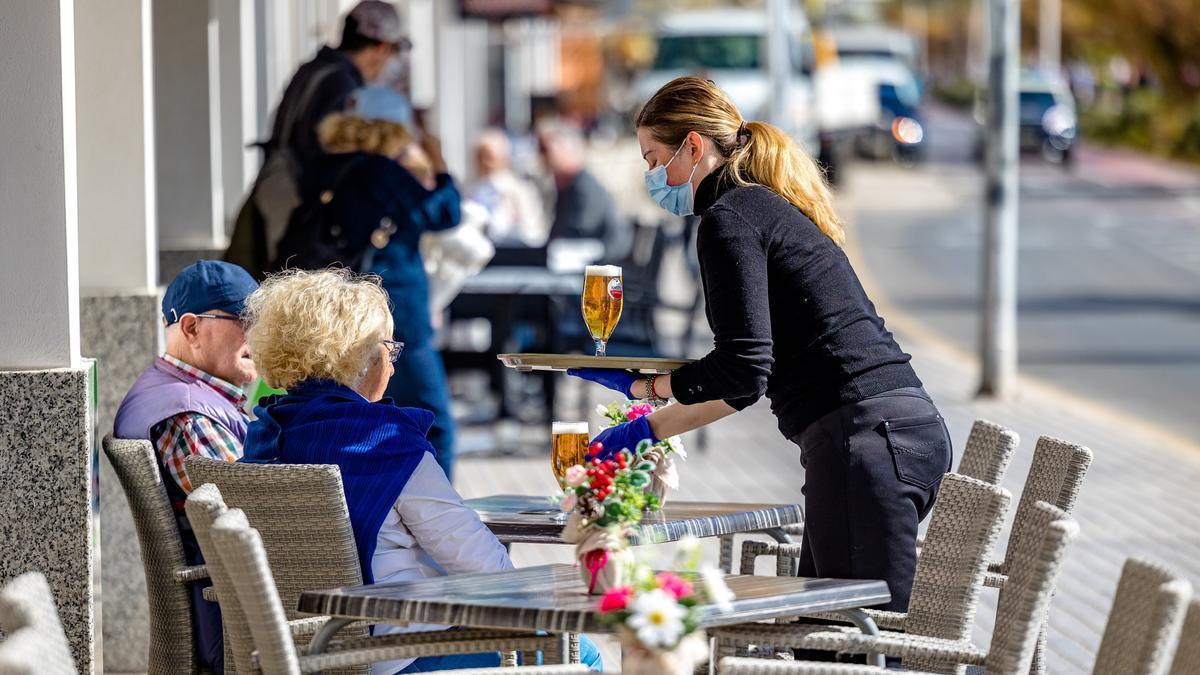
[0,572,77,675]
[715,501,1077,675]
[720,473,1012,673]
[722,419,1017,574]
[1167,598,1200,675]
[209,507,578,674]
[103,434,209,674]
[714,556,1192,675]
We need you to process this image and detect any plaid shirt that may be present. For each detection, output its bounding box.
[149,355,247,513]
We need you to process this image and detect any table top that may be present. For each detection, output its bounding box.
[467,494,804,545]
[459,267,581,296]
[297,563,890,634]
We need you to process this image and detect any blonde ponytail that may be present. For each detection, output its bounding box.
[635,77,845,246]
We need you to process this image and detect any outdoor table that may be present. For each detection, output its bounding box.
[299,563,892,668]
[467,494,804,547]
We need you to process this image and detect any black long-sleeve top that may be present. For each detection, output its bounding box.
[670,166,922,439]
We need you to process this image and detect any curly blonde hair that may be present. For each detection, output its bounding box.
[243,268,394,390]
[318,112,413,157]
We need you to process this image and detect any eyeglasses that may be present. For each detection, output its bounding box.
[194,313,245,327]
[382,339,405,363]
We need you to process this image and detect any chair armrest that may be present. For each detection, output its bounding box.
[797,609,908,631]
[294,629,566,672]
[201,586,217,603]
[741,541,805,578]
[718,656,888,675]
[712,623,986,666]
[984,571,1007,588]
[987,560,1005,574]
[173,565,209,584]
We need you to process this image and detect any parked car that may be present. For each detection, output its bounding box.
[1019,72,1077,164]
[632,6,830,176]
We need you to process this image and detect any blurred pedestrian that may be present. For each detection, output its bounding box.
[570,77,952,617]
[274,111,462,479]
[114,260,260,674]
[226,0,410,278]
[467,129,548,246]
[536,118,633,261]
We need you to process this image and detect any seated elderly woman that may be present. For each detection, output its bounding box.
[240,269,602,674]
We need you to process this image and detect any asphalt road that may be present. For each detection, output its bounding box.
[845,105,1200,440]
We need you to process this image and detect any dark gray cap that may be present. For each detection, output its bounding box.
[347,1,405,45]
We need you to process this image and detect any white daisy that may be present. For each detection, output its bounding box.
[627,588,688,649]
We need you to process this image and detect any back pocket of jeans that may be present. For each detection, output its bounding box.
[884,415,950,490]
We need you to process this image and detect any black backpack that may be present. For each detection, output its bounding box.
[269,156,392,273]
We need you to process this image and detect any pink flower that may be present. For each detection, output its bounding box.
[626,403,654,420]
[564,465,587,487]
[599,586,634,612]
[560,493,578,512]
[656,572,694,599]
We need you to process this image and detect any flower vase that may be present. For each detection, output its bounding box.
[640,445,678,506]
[619,631,709,675]
[578,546,632,595]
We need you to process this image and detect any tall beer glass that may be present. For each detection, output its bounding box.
[582,265,623,356]
[551,421,590,482]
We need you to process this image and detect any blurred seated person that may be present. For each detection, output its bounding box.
[113,259,260,673]
[466,128,548,247]
[239,269,604,673]
[537,118,633,261]
[274,107,461,479]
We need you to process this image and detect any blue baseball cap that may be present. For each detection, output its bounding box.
[162,260,259,326]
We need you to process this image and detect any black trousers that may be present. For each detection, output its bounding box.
[791,386,953,612]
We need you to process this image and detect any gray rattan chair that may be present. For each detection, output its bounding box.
[209,507,577,675]
[1092,558,1191,675]
[103,434,208,674]
[0,572,77,675]
[957,419,1019,486]
[720,473,1012,673]
[715,501,1077,675]
[1167,598,1200,675]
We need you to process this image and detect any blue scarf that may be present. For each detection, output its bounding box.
[241,379,432,583]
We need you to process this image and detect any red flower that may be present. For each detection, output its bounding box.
[626,403,654,420]
[656,572,694,599]
[599,586,634,612]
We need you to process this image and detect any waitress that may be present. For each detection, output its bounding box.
[568,76,952,613]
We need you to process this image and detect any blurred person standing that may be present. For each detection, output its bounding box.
[114,260,260,673]
[467,129,548,246]
[227,1,410,277]
[537,119,633,261]
[274,110,463,479]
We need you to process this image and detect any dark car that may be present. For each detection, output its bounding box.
[1018,78,1077,164]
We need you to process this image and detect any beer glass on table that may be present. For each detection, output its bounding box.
[551,421,590,482]
[582,265,623,356]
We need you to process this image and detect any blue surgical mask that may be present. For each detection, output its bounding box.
[644,140,698,216]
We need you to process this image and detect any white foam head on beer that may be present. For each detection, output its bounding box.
[585,264,621,277]
[552,421,590,435]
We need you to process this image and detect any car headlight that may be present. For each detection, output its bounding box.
[891,116,924,145]
[1041,104,1076,139]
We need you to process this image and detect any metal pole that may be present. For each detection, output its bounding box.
[1039,0,1061,72]
[978,0,1019,398]
[765,0,791,129]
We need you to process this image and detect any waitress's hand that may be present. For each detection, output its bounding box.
[566,368,638,399]
[588,416,658,461]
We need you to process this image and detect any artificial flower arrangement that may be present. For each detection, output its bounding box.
[596,399,686,502]
[559,446,662,594]
[596,537,735,675]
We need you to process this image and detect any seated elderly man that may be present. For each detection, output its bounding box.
[114,259,259,674]
[239,268,601,674]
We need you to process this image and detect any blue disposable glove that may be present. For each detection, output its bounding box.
[566,368,639,399]
[588,416,659,461]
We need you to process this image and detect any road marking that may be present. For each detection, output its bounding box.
[840,201,1200,460]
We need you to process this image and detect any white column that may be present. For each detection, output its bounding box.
[77,0,157,295]
[153,0,222,249]
[432,2,489,179]
[0,0,81,370]
[214,0,262,233]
